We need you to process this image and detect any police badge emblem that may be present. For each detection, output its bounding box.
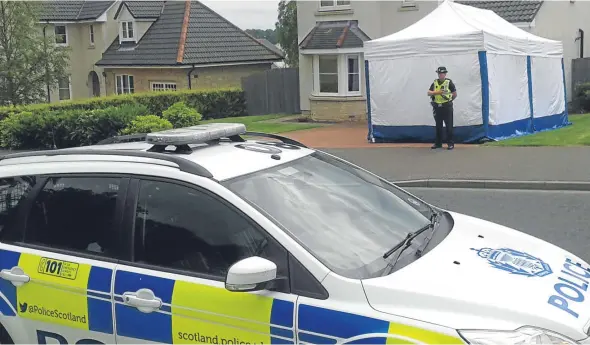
[471,247,553,277]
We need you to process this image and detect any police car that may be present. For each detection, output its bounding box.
[0,122,588,345]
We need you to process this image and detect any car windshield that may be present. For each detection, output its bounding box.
[222,151,441,279]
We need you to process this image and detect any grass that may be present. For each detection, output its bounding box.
[201,114,320,134]
[485,113,590,146]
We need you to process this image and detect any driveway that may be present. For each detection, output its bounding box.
[283,122,472,148]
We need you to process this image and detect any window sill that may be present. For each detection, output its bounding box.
[310,94,365,101]
[55,43,69,48]
[88,45,95,49]
[315,8,354,16]
[398,4,418,11]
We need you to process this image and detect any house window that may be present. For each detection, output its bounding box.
[54,25,67,45]
[89,25,95,45]
[347,55,360,92]
[58,77,71,101]
[121,21,135,41]
[151,82,177,92]
[116,75,134,94]
[313,53,362,96]
[320,0,351,7]
[318,55,339,94]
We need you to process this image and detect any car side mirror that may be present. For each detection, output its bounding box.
[225,256,277,292]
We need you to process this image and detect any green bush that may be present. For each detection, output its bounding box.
[121,115,173,135]
[573,82,590,112]
[162,101,202,128]
[0,104,149,149]
[0,88,247,121]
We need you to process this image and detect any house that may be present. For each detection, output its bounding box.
[297,0,590,121]
[257,39,287,68]
[38,1,284,102]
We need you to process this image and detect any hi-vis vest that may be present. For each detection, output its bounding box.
[433,79,453,104]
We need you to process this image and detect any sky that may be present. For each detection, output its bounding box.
[201,0,280,30]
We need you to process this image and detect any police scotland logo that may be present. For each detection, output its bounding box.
[471,247,553,277]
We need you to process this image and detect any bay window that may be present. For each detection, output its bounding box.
[312,53,362,96]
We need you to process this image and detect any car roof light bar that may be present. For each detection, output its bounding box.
[146,123,247,146]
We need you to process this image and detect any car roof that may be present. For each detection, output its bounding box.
[0,131,316,181]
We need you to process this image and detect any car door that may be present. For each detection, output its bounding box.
[0,174,127,344]
[113,177,297,344]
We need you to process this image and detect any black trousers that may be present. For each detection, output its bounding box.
[433,104,454,146]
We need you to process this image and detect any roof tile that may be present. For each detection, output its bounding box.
[97,0,283,66]
[455,0,543,23]
[299,21,371,50]
[37,1,114,21]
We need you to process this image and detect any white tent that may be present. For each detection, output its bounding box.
[364,0,569,143]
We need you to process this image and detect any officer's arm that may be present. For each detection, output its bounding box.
[450,80,457,100]
[427,83,437,96]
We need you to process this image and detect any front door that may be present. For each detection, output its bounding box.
[0,175,128,344]
[114,178,296,344]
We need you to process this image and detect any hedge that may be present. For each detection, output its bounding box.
[0,104,150,149]
[0,87,247,121]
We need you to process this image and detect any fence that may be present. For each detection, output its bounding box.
[572,57,590,91]
[241,68,300,116]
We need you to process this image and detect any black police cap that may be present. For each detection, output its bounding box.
[436,66,448,73]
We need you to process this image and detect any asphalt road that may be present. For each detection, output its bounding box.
[405,187,590,262]
[322,147,590,182]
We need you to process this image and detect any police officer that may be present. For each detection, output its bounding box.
[427,66,457,150]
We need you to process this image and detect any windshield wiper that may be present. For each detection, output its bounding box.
[382,212,439,269]
[415,211,441,257]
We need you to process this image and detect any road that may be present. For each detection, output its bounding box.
[405,187,590,262]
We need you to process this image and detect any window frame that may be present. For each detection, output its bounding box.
[150,82,177,92]
[89,24,95,46]
[6,173,131,263]
[115,74,134,95]
[319,0,351,11]
[316,54,339,96]
[58,76,72,101]
[122,176,293,292]
[401,0,417,7]
[54,24,68,46]
[120,21,135,42]
[312,53,363,97]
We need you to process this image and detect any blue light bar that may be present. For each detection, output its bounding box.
[145,123,247,146]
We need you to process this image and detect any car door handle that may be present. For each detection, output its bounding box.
[0,267,30,287]
[122,288,162,313]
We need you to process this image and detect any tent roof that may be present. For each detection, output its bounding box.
[365,0,562,59]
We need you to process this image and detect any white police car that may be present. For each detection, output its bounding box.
[0,123,588,345]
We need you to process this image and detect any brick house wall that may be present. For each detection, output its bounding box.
[310,96,367,122]
[103,63,273,95]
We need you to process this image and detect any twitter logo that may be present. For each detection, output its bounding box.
[18,302,27,313]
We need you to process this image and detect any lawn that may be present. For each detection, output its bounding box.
[485,113,590,146]
[201,114,320,134]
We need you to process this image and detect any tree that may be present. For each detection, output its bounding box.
[275,0,298,67]
[245,29,278,45]
[0,1,69,106]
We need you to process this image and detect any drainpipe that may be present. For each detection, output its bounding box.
[43,24,51,102]
[187,64,196,89]
[579,29,584,58]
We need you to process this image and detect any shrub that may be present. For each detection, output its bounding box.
[573,82,590,112]
[0,104,148,149]
[0,88,247,121]
[121,115,173,135]
[162,101,202,128]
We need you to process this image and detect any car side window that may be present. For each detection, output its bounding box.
[0,176,37,240]
[25,176,125,258]
[133,179,289,285]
